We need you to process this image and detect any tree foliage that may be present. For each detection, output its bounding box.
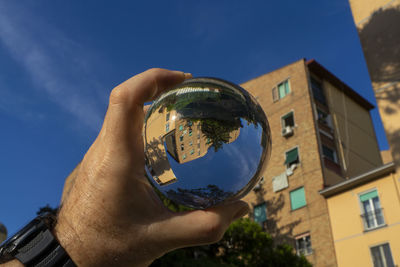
[36,204,58,216]
[151,218,311,267]
[199,118,242,152]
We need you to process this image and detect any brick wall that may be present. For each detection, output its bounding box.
[241,59,337,267]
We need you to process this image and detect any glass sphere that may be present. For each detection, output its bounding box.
[144,77,271,209]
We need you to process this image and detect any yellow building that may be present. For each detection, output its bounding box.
[144,107,179,186]
[348,0,400,172]
[320,162,400,267]
[319,2,400,266]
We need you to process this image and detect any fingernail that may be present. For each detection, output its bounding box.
[233,205,250,220]
[184,73,193,79]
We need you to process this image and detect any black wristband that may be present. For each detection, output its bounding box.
[0,215,77,267]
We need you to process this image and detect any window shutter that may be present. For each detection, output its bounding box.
[284,148,299,165]
[290,187,306,210]
[278,83,286,98]
[272,87,278,102]
[254,203,267,223]
[360,190,378,202]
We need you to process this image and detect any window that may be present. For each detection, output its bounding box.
[179,125,183,131]
[179,135,184,142]
[197,143,200,148]
[322,145,338,163]
[295,233,312,256]
[180,144,184,151]
[182,154,186,160]
[189,141,193,146]
[189,129,192,136]
[284,147,299,167]
[188,121,193,126]
[166,113,170,121]
[360,190,385,230]
[370,243,395,267]
[311,77,326,105]
[206,138,211,144]
[165,123,170,132]
[290,187,306,210]
[317,109,332,127]
[190,149,194,155]
[272,79,291,101]
[282,112,295,128]
[254,203,267,224]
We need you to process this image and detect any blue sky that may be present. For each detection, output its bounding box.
[0,0,388,235]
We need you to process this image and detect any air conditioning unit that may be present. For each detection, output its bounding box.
[282,126,294,137]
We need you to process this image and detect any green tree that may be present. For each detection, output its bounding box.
[36,204,58,216]
[151,218,311,267]
[199,118,242,152]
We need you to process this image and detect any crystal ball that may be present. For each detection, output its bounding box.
[144,77,271,209]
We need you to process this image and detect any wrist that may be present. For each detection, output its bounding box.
[54,210,153,267]
[54,213,96,267]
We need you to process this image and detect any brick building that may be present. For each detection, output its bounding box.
[241,59,382,267]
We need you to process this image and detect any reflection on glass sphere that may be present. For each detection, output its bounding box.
[144,77,271,209]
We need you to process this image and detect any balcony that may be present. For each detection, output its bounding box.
[323,157,342,175]
[361,208,386,231]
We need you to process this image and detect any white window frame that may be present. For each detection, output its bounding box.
[358,188,385,230]
[295,232,312,256]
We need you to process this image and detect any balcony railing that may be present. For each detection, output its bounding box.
[361,208,385,230]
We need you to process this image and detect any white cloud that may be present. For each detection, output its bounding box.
[0,2,104,131]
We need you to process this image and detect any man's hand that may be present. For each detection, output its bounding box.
[55,69,249,267]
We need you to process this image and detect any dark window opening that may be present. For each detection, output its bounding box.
[311,77,326,105]
[322,145,337,163]
[282,112,295,128]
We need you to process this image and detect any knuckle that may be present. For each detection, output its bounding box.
[143,68,166,83]
[109,86,127,105]
[145,68,164,76]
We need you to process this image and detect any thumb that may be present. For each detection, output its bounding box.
[158,201,249,249]
[100,69,190,157]
[106,68,189,134]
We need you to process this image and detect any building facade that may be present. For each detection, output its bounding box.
[241,59,382,267]
[320,162,400,267]
[348,0,400,172]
